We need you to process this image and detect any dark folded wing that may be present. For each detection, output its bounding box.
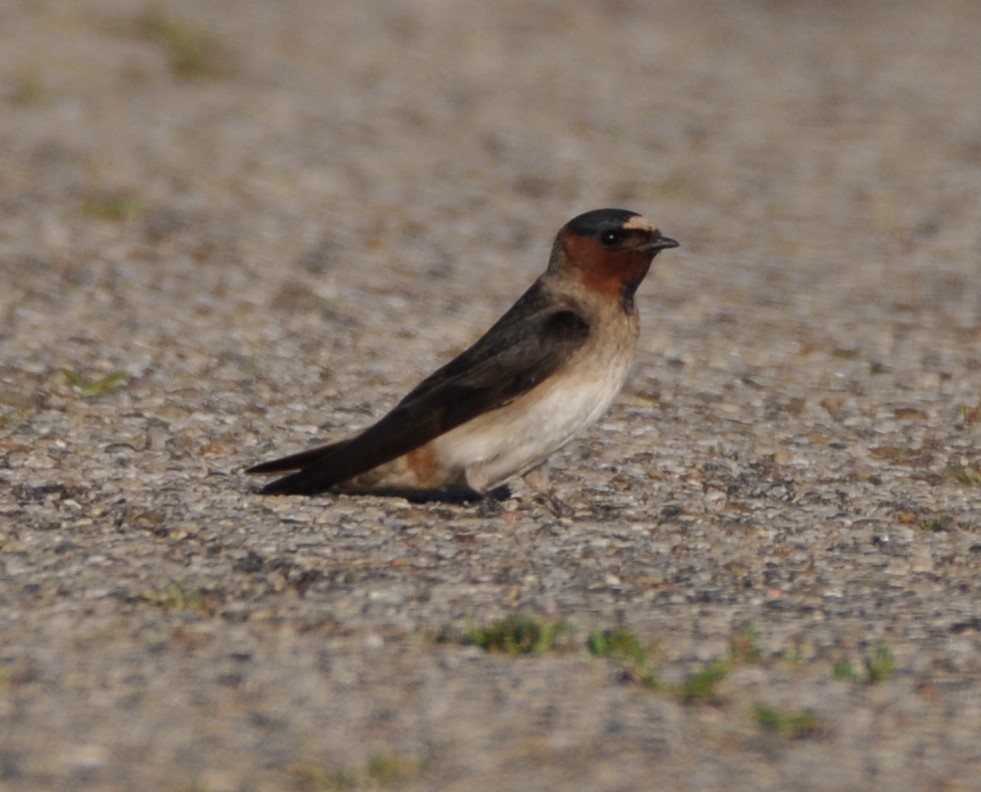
[253,290,590,495]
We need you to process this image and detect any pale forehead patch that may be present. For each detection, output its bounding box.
[622,214,654,232]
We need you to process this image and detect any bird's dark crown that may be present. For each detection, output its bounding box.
[561,207,660,250]
[564,208,649,237]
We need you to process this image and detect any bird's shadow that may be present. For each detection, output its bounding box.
[251,482,512,506]
[348,484,512,505]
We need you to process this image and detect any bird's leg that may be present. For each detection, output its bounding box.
[521,464,573,517]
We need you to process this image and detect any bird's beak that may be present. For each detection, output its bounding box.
[644,235,680,252]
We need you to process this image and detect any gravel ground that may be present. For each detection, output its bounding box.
[1,1,979,790]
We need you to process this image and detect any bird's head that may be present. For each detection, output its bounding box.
[549,208,679,312]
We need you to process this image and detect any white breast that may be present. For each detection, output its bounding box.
[431,335,636,491]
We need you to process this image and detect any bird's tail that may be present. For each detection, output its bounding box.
[246,440,349,476]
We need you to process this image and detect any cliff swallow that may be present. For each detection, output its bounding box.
[248,208,678,503]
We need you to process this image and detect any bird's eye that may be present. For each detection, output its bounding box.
[600,230,623,247]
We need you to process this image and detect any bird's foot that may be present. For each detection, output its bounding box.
[476,495,504,518]
[521,464,574,518]
[537,491,574,518]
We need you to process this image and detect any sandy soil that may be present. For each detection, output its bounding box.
[1,1,978,790]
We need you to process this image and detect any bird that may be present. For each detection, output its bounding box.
[247,208,678,505]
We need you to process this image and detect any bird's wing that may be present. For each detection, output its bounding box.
[251,291,590,495]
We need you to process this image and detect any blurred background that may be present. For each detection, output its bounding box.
[2,1,978,387]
